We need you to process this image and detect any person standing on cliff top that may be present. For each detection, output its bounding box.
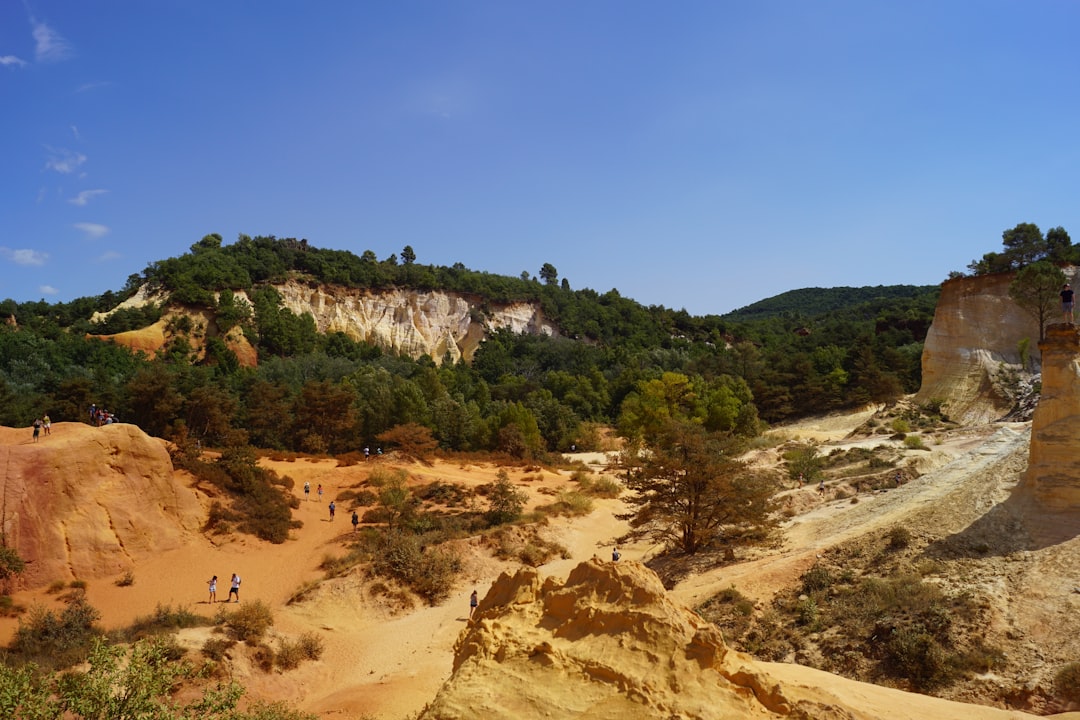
[1062,283,1074,324]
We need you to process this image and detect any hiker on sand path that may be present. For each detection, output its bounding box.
[207,575,218,603]
[228,573,241,603]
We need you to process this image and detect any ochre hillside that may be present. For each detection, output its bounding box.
[0,422,202,589]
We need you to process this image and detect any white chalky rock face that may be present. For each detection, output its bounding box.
[917,269,1078,424]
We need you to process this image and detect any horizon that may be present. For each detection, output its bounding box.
[4,2,1080,315]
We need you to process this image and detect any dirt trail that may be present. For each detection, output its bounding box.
[672,424,1031,608]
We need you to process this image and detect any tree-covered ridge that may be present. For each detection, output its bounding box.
[0,232,939,461]
[724,285,938,322]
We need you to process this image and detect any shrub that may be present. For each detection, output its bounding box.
[903,434,926,450]
[890,418,911,434]
[11,596,102,668]
[372,531,462,604]
[484,470,527,526]
[887,526,912,550]
[538,490,593,517]
[0,595,25,617]
[801,564,832,594]
[224,599,274,643]
[883,625,952,689]
[1055,662,1080,703]
[114,571,135,587]
[576,474,621,498]
[202,637,236,661]
[113,603,210,643]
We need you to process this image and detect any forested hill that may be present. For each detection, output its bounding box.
[0,234,939,454]
[725,285,939,322]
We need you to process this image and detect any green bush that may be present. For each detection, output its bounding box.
[224,600,274,644]
[372,531,462,604]
[887,526,912,550]
[11,596,102,669]
[112,603,211,643]
[801,564,832,594]
[903,434,926,450]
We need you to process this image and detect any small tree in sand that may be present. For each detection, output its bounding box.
[1009,260,1066,341]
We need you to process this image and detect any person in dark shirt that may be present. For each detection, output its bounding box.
[1062,283,1075,324]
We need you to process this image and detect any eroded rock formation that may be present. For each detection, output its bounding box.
[1025,323,1080,509]
[422,559,1059,720]
[0,422,202,588]
[92,282,557,365]
[916,269,1076,423]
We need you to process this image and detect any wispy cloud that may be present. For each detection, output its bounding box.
[32,19,71,63]
[97,250,122,262]
[74,222,109,239]
[76,81,111,93]
[38,285,59,296]
[1,248,49,266]
[68,189,108,206]
[44,145,86,174]
[1,55,27,67]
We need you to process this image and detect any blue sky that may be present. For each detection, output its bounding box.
[4,1,1080,316]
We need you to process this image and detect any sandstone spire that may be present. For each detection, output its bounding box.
[1026,322,1080,509]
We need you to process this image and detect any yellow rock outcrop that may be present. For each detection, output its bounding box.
[1025,323,1080,509]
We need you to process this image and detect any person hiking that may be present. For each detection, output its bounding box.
[42,414,51,436]
[304,481,310,501]
[818,479,826,496]
[32,418,42,443]
[228,573,241,603]
[207,575,218,603]
[351,510,359,532]
[470,589,479,618]
[317,484,323,502]
[612,546,621,562]
[1063,283,1075,323]
[329,500,336,521]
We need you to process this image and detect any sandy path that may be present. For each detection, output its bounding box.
[671,425,1031,608]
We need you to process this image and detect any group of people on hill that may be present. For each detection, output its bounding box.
[89,404,117,426]
[206,573,241,603]
[31,415,50,442]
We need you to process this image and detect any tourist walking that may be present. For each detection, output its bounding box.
[207,575,218,603]
[304,481,310,501]
[470,589,479,618]
[351,510,359,532]
[329,500,336,521]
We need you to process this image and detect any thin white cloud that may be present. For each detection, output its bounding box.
[76,81,111,93]
[44,145,86,174]
[38,285,58,296]
[71,125,80,140]
[32,19,71,63]
[68,189,107,206]
[74,222,109,239]
[1,55,27,67]
[0,248,49,266]
[97,250,122,262]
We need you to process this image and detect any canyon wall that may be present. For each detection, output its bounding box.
[916,269,1077,424]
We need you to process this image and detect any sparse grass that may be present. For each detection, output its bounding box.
[111,603,211,643]
[537,490,593,516]
[903,434,927,450]
[45,580,66,594]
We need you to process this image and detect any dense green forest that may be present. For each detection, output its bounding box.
[0,234,939,455]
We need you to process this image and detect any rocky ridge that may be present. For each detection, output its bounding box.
[92,281,558,365]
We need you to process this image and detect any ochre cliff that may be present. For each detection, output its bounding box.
[916,269,1077,423]
[92,282,558,365]
[0,422,203,589]
[420,559,1053,720]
